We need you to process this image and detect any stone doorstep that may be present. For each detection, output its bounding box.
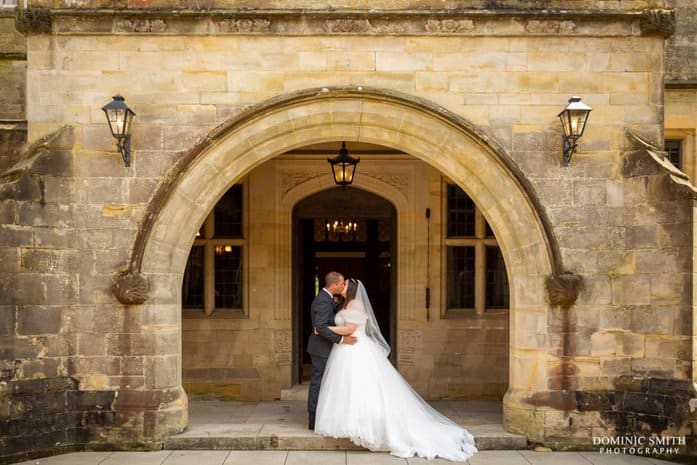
[174,396,527,451]
[280,384,310,401]
[163,426,527,451]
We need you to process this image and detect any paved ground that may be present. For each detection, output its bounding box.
[11,450,686,465]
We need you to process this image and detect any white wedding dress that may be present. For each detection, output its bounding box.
[315,297,477,461]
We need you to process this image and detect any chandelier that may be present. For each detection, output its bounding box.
[326,219,358,234]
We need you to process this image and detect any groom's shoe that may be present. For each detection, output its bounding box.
[308,413,315,430]
[308,423,314,430]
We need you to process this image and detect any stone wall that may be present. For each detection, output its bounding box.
[0,12,24,120]
[0,11,27,173]
[0,378,117,464]
[23,0,672,10]
[666,0,697,83]
[0,127,125,462]
[1,4,693,458]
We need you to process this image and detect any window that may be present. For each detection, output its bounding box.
[0,0,17,8]
[444,183,509,315]
[664,139,682,171]
[182,184,245,316]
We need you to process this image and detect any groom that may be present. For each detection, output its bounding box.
[306,271,357,430]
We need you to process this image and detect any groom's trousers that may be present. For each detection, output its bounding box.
[307,354,329,428]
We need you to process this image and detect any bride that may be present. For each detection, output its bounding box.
[314,278,478,461]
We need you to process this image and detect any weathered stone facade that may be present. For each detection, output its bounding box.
[0,11,27,174]
[1,0,697,463]
[666,0,697,84]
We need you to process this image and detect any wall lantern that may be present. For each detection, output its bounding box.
[101,94,136,167]
[558,96,592,166]
[328,141,360,187]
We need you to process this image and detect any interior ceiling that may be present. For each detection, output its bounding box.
[294,186,396,219]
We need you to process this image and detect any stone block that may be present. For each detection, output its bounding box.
[645,336,689,361]
[0,247,20,274]
[0,201,16,225]
[624,225,658,248]
[20,249,75,274]
[600,357,630,376]
[0,304,15,337]
[129,332,158,356]
[298,51,326,71]
[578,276,611,306]
[619,275,651,306]
[0,225,33,247]
[623,392,664,416]
[77,333,106,356]
[120,356,145,376]
[649,274,685,305]
[658,223,691,248]
[23,148,73,177]
[17,306,62,335]
[621,333,645,357]
[572,180,608,206]
[44,274,78,305]
[629,306,674,334]
[591,332,622,357]
[145,355,179,389]
[20,357,62,378]
[17,203,72,228]
[163,124,208,151]
[1,274,47,306]
[34,227,77,250]
[90,305,119,334]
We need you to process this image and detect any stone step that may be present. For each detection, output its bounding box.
[163,425,527,451]
[280,383,309,401]
[172,398,528,452]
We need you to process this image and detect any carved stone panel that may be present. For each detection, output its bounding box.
[274,330,291,366]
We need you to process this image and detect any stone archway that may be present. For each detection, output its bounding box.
[130,87,569,441]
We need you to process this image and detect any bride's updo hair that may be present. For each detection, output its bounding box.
[341,278,359,308]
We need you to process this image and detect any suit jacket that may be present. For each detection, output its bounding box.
[306,289,342,357]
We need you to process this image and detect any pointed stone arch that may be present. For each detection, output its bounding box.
[129,86,571,441]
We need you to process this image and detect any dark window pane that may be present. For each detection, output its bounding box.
[214,245,243,309]
[447,246,475,308]
[486,246,509,309]
[182,246,204,308]
[447,184,475,237]
[665,139,682,171]
[214,184,243,237]
[485,221,494,238]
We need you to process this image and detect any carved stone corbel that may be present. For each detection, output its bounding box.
[545,272,583,308]
[14,8,52,35]
[112,271,149,305]
[640,9,676,38]
[625,129,697,198]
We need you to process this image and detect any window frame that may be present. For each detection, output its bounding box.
[664,129,695,182]
[182,182,248,319]
[441,180,509,318]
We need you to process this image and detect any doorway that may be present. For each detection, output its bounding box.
[292,187,396,384]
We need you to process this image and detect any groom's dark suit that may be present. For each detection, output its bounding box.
[306,288,342,429]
